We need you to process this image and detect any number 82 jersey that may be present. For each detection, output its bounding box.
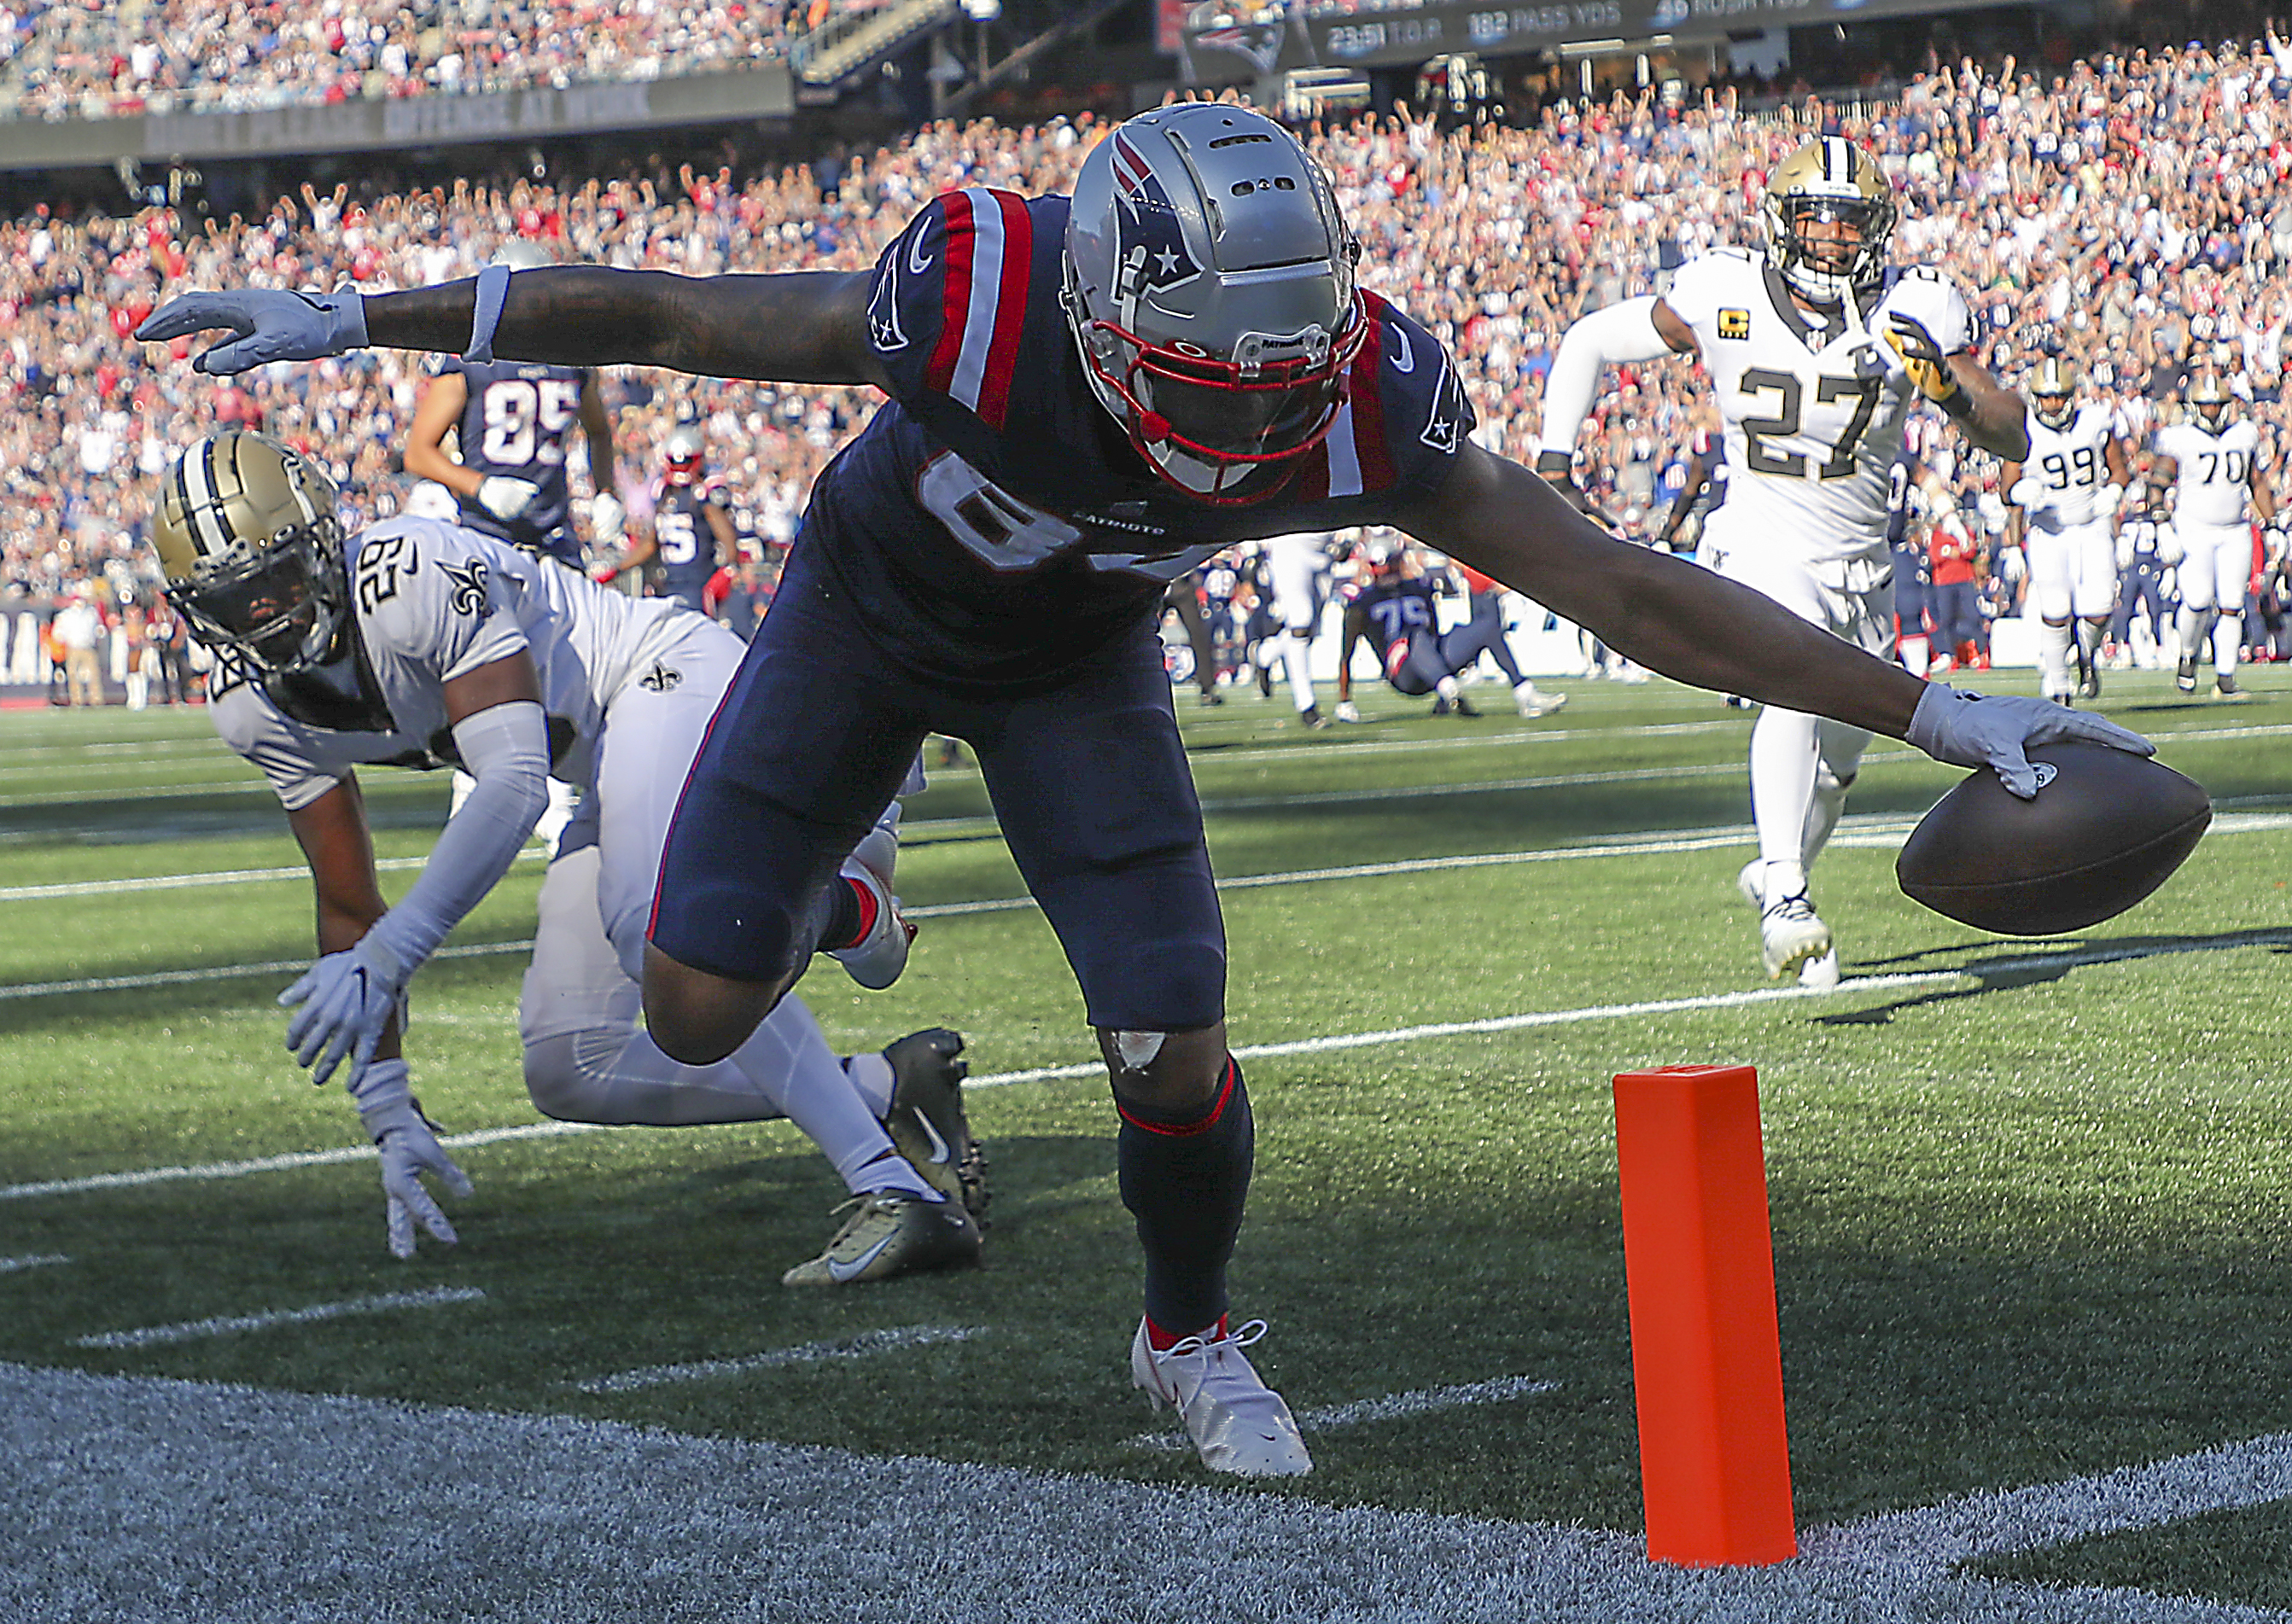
[1664,247,1969,562]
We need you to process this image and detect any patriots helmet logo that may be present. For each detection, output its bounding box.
[1109,132,1204,318]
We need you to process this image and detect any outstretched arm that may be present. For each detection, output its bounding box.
[139,268,892,391]
[1403,444,1924,736]
[1395,444,2149,792]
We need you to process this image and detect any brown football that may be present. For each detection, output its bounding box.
[1895,741,2212,936]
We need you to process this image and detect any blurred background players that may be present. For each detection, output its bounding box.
[405,240,622,853]
[403,242,623,573]
[2005,358,2128,705]
[598,427,737,615]
[2109,485,2172,671]
[2152,371,2276,699]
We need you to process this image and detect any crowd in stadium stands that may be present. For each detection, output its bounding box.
[9,31,2292,696]
[0,0,839,123]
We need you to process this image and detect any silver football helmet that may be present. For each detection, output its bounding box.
[2188,370,2233,433]
[664,426,705,486]
[1063,103,1364,504]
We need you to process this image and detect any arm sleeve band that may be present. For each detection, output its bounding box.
[364,700,551,972]
[464,264,512,364]
[1536,297,1673,458]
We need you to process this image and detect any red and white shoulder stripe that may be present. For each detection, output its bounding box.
[922,188,1035,432]
[1298,291,1400,502]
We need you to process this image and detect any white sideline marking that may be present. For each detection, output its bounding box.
[0,1253,69,1273]
[0,847,547,904]
[6,1361,2289,1622]
[70,1286,487,1349]
[1127,1374,1562,1451]
[21,928,2287,1206]
[0,934,540,1002]
[572,1324,986,1394]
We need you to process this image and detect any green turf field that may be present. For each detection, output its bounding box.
[5,667,2291,1615]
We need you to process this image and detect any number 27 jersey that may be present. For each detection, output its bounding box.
[1664,247,1969,562]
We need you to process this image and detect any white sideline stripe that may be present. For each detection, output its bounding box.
[1127,1374,1562,1451]
[571,1324,986,1394]
[0,1120,600,1202]
[0,1253,69,1273]
[14,928,2292,1206]
[0,934,540,1002]
[69,1287,488,1349]
[0,847,547,904]
[9,1361,2289,1623]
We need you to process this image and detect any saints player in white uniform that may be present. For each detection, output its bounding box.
[2004,358,2129,705]
[151,430,986,1283]
[2151,372,2276,698]
[1537,136,2032,987]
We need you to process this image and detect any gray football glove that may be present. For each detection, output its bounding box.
[280,932,408,1090]
[1907,684,2153,800]
[350,1060,472,1260]
[136,288,369,375]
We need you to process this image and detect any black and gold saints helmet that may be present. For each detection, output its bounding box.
[2030,357,2078,430]
[1761,136,1897,306]
[2187,370,2233,433]
[152,430,347,678]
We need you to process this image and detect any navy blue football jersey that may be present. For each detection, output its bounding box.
[1354,577,1438,649]
[438,357,591,565]
[817,188,1475,690]
[652,479,727,608]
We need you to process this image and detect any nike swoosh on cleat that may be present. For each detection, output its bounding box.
[911,1112,953,1167]
[825,1230,898,1283]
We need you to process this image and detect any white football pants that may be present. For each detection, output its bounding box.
[2026,521,2118,622]
[1267,538,1332,714]
[1712,539,1893,885]
[2172,521,2252,614]
[516,615,919,1197]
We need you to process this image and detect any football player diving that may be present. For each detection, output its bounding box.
[142,102,2148,1481]
[146,430,986,1283]
[1538,135,2035,990]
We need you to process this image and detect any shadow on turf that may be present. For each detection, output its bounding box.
[1817,925,2292,1026]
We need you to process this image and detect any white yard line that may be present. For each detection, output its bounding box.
[0,847,547,904]
[571,1324,987,1394]
[68,1287,488,1349]
[0,1253,69,1273]
[3,1359,2287,1621]
[15,928,2289,1206]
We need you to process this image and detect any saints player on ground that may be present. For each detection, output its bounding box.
[1537,136,2031,987]
[2151,371,2276,698]
[2004,358,2128,705]
[149,430,986,1282]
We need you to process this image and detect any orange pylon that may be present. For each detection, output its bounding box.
[1613,1064,1796,1566]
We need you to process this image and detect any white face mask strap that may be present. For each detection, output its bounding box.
[464,264,513,364]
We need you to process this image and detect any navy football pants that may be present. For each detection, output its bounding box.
[651,547,1227,1033]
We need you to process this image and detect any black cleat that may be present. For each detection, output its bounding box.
[1450,694,1479,717]
[1298,704,1331,730]
[881,1027,989,1226]
[2176,656,2199,694]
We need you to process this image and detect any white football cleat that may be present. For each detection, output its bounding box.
[1131,1317,1312,1477]
[1513,681,1567,719]
[1333,700,1362,723]
[829,854,913,991]
[1796,946,1841,990]
[1759,892,1832,981]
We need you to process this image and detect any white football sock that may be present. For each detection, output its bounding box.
[844,1049,895,1120]
[2214,613,2242,677]
[2037,618,2073,696]
[1748,703,1821,870]
[1282,633,1316,713]
[1898,632,1929,675]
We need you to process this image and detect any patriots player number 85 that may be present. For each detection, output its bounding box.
[480,378,580,467]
